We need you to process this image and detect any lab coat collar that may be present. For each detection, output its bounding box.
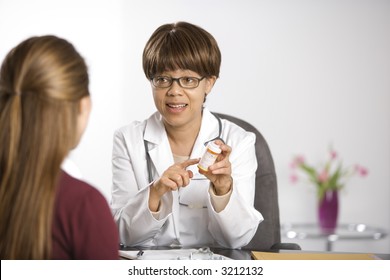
[144,112,165,145]
[143,108,219,148]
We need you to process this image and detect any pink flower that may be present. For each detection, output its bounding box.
[290,174,299,183]
[290,155,305,169]
[317,170,329,183]
[290,147,368,192]
[355,165,369,177]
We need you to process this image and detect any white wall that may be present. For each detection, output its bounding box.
[1,0,389,254]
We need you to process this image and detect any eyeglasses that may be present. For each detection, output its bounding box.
[151,76,205,89]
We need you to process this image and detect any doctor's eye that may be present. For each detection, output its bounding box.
[179,77,196,87]
[152,76,172,88]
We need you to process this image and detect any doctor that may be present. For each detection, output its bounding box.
[111,21,263,249]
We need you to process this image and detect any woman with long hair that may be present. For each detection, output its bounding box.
[0,35,118,259]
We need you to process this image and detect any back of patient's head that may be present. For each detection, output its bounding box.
[0,35,89,159]
[0,35,89,259]
[142,21,221,79]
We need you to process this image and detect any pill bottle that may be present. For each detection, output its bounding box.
[198,142,221,172]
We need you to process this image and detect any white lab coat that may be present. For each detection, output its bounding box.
[111,108,263,249]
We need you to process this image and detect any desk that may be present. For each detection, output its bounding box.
[252,250,390,260]
[119,246,390,260]
[281,223,388,251]
[119,246,252,260]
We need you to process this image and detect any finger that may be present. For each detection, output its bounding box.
[198,168,207,176]
[182,170,193,187]
[170,174,184,188]
[211,166,231,175]
[219,143,232,155]
[160,177,177,190]
[156,177,177,192]
[214,139,225,146]
[209,158,231,172]
[179,158,200,169]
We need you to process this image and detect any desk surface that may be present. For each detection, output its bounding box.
[119,246,252,260]
[214,248,390,260]
[282,223,387,240]
[119,246,390,260]
[281,223,388,251]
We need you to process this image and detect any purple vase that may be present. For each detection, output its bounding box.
[318,190,339,234]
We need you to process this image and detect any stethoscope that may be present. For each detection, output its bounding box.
[144,112,225,183]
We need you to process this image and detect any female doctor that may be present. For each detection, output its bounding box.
[111,21,263,249]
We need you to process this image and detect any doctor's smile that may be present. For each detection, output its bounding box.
[166,103,188,113]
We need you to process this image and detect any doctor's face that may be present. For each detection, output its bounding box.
[151,69,216,129]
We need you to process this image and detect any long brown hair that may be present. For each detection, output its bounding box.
[0,35,89,259]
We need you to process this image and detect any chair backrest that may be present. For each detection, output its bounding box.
[214,112,281,250]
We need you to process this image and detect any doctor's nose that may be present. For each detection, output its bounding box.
[167,81,183,96]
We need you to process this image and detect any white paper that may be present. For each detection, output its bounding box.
[119,248,231,260]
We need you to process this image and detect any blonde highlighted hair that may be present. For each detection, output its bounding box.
[0,35,89,259]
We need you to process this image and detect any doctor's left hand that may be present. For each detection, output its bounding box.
[199,139,233,196]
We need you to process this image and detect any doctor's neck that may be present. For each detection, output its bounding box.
[165,118,202,157]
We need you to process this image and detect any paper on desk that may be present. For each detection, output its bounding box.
[119,248,231,260]
[251,251,379,260]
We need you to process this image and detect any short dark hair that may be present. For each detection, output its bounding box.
[143,21,221,79]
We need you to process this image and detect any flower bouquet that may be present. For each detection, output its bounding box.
[290,147,368,233]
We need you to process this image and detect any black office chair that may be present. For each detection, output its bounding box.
[214,112,301,251]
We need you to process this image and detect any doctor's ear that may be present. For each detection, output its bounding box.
[204,76,217,103]
[205,76,217,93]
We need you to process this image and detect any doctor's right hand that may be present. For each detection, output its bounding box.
[148,158,199,212]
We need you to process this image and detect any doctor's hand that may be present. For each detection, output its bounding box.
[149,158,199,212]
[199,140,233,196]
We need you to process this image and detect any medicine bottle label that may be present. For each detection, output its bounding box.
[198,143,221,171]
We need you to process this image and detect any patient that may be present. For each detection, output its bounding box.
[0,35,119,259]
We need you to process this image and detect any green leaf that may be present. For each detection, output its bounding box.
[328,164,342,189]
[299,163,317,181]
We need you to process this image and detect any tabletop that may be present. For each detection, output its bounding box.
[119,244,390,260]
[281,223,388,251]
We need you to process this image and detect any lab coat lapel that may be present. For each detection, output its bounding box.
[144,113,174,178]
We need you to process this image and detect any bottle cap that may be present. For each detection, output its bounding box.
[207,142,221,154]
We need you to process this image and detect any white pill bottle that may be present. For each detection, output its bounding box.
[198,142,221,171]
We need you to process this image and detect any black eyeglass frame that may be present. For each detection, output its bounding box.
[150,76,206,89]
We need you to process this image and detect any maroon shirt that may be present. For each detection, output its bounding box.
[51,171,119,259]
